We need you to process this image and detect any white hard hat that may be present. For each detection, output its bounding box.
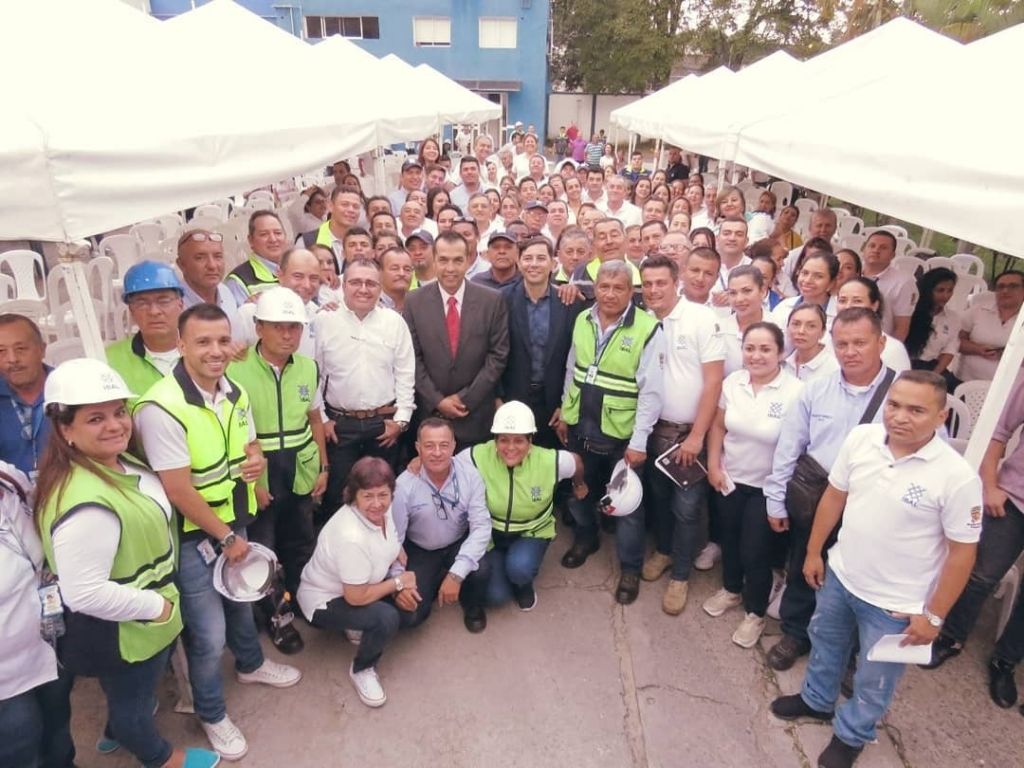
[254,286,308,324]
[490,400,537,434]
[44,358,134,408]
[599,459,643,517]
[212,542,278,602]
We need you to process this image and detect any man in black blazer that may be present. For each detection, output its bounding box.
[404,232,510,447]
[501,236,584,448]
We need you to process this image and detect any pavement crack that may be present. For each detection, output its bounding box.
[880,719,913,768]
[754,641,813,768]
[611,602,649,768]
[636,682,732,708]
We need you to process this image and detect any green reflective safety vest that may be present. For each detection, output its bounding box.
[105,333,172,407]
[227,346,320,496]
[226,256,278,298]
[584,257,641,286]
[315,221,336,249]
[561,305,659,441]
[470,441,559,540]
[39,458,182,664]
[135,363,256,533]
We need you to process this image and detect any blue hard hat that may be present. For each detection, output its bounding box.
[122,261,184,302]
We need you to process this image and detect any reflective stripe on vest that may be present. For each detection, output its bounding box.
[227,347,320,495]
[470,441,559,539]
[561,305,659,440]
[39,460,183,663]
[135,362,256,532]
[226,256,278,297]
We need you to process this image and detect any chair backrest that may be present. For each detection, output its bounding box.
[143,215,182,243]
[894,236,917,258]
[247,190,276,209]
[838,233,866,253]
[0,249,45,301]
[0,273,14,300]
[0,298,52,339]
[892,255,923,277]
[947,275,988,313]
[130,222,164,251]
[923,256,955,272]
[835,215,863,240]
[44,338,85,367]
[98,234,142,279]
[829,206,851,218]
[954,380,990,431]
[794,198,818,216]
[863,224,909,240]
[945,394,974,439]
[192,204,227,223]
[951,253,985,278]
[905,247,937,261]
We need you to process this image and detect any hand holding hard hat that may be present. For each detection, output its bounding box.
[599,459,643,517]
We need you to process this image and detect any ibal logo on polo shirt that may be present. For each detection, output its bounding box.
[298,384,311,403]
[619,336,635,353]
[969,506,983,528]
[767,402,784,419]
[901,483,926,507]
[530,486,542,502]
[674,335,688,351]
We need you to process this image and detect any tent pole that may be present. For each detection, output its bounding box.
[57,242,105,360]
[964,310,1024,468]
[374,147,387,197]
[920,228,934,249]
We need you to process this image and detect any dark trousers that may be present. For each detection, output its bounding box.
[402,538,491,626]
[716,484,786,617]
[0,668,75,768]
[943,498,1024,662]
[248,460,315,598]
[311,597,417,672]
[98,646,174,767]
[780,520,817,642]
[524,386,559,450]
[322,413,398,523]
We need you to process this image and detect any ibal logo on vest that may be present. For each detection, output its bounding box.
[298,384,311,403]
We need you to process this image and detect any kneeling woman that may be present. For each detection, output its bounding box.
[297,457,415,708]
[35,359,218,768]
[465,401,585,611]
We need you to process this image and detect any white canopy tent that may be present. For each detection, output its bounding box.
[378,55,501,127]
[610,71,716,138]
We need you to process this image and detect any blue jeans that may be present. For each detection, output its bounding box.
[801,566,910,748]
[568,438,645,572]
[484,535,551,606]
[99,646,173,767]
[311,598,416,672]
[177,533,265,724]
[647,464,706,580]
[0,669,75,768]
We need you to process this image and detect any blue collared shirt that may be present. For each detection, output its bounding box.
[390,456,492,579]
[764,364,892,519]
[0,369,51,480]
[525,291,551,384]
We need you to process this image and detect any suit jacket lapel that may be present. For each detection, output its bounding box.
[454,282,478,365]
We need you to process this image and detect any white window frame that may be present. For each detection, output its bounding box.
[305,15,379,40]
[478,17,517,49]
[413,16,451,47]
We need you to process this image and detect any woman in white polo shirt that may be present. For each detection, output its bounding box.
[784,304,838,382]
[722,265,771,376]
[704,322,804,648]
[298,457,416,709]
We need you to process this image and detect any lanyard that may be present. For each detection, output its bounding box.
[10,398,42,468]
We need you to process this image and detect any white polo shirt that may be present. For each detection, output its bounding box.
[297,503,400,620]
[866,265,917,337]
[658,299,726,424]
[784,345,839,383]
[917,307,960,363]
[827,423,982,613]
[719,368,804,487]
[599,200,642,228]
[958,301,1018,381]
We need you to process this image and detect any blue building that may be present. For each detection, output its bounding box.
[149,0,550,144]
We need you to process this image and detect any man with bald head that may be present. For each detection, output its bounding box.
[235,248,322,357]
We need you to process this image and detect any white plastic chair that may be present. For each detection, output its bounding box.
[0,299,54,340]
[0,249,45,301]
[85,256,118,340]
[44,338,85,366]
[794,198,819,217]
[97,234,142,280]
[838,234,866,253]
[923,256,955,272]
[905,247,937,261]
[143,215,182,242]
[951,253,985,278]
[130,222,164,253]
[0,273,14,300]
[246,190,276,209]
[892,256,922,277]
[835,216,863,241]
[894,236,917,258]
[770,182,790,208]
[863,224,909,240]
[192,204,227,223]
[945,394,973,439]
[954,380,990,429]
[829,206,851,218]
[947,275,987,313]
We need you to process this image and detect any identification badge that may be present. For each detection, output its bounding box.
[197,539,218,565]
[38,583,64,617]
[585,365,598,384]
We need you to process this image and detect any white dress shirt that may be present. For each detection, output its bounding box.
[313,303,415,422]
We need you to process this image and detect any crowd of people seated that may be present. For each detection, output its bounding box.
[0,131,1018,768]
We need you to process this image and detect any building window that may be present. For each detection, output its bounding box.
[479,17,517,49]
[413,16,451,47]
[305,16,379,40]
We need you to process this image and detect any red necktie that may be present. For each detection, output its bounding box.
[446,295,460,358]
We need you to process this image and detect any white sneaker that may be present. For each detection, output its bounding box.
[344,629,363,646]
[236,659,302,688]
[732,612,767,648]
[694,542,722,571]
[349,663,386,708]
[702,588,743,617]
[767,577,786,621]
[201,715,247,761]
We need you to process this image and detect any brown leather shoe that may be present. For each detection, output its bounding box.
[661,579,689,615]
[561,538,599,569]
[615,572,641,605]
[641,552,672,581]
[767,635,811,671]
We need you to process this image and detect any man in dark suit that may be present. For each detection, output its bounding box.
[404,232,510,447]
[502,237,584,449]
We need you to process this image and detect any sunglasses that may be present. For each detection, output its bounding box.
[177,231,224,247]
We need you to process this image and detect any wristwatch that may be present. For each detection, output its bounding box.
[393,576,404,593]
[923,607,944,628]
[395,421,409,433]
[220,532,238,550]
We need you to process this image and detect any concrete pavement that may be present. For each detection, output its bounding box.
[70,527,1022,767]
